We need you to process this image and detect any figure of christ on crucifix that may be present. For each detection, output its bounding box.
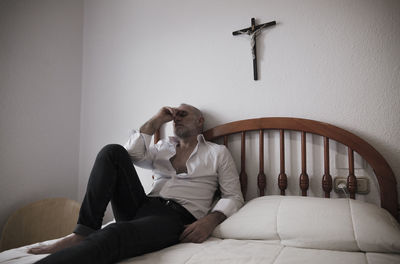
[233,18,276,80]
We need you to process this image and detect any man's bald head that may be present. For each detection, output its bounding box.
[179,104,203,119]
[173,103,205,137]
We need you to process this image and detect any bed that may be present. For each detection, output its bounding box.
[1,117,399,264]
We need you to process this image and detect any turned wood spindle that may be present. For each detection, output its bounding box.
[347,148,357,199]
[240,132,248,199]
[258,130,266,196]
[299,131,309,196]
[322,137,333,198]
[278,130,288,195]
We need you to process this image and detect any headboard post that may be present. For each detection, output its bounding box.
[322,137,333,198]
[347,148,357,199]
[257,130,266,196]
[240,132,248,198]
[299,132,309,196]
[278,129,288,195]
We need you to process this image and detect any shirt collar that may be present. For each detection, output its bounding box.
[168,134,206,145]
[197,134,206,144]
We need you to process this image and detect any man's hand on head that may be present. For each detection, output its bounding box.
[179,211,227,243]
[140,106,177,135]
[156,106,177,124]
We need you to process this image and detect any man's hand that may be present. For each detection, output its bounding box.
[154,106,177,125]
[140,106,177,135]
[179,211,226,243]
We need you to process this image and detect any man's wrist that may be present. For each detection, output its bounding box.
[139,117,163,135]
[207,211,227,227]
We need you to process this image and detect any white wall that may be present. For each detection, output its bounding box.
[80,0,400,221]
[1,0,398,231]
[0,0,83,231]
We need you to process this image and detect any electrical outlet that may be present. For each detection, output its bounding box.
[334,177,370,194]
[334,177,347,193]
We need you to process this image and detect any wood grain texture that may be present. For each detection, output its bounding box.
[0,198,80,251]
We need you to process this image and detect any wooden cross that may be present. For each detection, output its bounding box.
[233,18,276,80]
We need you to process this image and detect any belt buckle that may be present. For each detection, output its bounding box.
[166,200,178,211]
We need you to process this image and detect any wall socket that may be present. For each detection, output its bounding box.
[334,177,370,194]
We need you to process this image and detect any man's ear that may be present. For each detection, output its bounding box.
[198,116,205,131]
[199,116,204,125]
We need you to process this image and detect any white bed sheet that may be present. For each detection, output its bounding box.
[1,237,400,264]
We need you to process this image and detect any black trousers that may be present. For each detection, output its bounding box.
[36,144,196,264]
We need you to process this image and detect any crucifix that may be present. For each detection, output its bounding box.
[233,18,276,80]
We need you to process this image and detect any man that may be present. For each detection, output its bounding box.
[29,104,244,263]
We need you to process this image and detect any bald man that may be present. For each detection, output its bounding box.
[30,104,244,264]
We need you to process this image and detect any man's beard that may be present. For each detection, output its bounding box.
[174,126,196,139]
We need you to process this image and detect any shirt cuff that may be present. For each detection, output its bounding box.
[125,129,152,148]
[211,198,240,218]
[123,130,154,159]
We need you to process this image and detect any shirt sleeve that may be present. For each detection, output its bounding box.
[123,129,154,169]
[211,146,244,218]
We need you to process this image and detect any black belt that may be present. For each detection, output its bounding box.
[158,197,196,223]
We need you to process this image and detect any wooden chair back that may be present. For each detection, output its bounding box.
[0,197,80,252]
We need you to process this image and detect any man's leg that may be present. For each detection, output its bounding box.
[76,144,147,234]
[35,199,189,264]
[29,144,147,254]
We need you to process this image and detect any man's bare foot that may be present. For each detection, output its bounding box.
[28,234,85,254]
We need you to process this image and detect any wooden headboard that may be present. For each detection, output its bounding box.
[202,117,398,221]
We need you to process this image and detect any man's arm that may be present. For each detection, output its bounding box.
[180,146,244,243]
[140,106,176,135]
[124,106,177,167]
[210,146,244,217]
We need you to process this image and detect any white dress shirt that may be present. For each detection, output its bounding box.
[124,130,244,219]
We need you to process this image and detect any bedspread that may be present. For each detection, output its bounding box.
[1,237,400,264]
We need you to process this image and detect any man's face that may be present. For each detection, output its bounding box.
[173,105,202,139]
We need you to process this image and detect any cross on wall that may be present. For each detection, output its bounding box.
[233,18,276,80]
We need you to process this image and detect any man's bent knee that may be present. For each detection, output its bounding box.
[98,144,128,157]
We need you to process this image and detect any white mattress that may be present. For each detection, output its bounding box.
[128,238,400,264]
[1,196,399,263]
[1,237,400,264]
